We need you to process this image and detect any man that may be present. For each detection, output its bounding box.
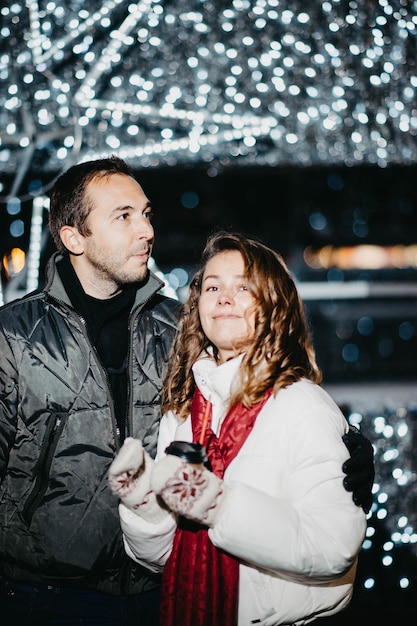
[0,156,181,625]
[0,156,373,626]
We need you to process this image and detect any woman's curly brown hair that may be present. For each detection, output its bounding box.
[162,231,322,421]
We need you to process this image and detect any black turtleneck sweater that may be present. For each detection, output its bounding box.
[57,255,138,440]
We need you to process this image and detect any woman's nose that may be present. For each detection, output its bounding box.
[217,290,233,304]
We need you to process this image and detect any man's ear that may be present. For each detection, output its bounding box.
[59,226,84,255]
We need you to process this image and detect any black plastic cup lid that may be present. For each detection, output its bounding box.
[165,440,208,465]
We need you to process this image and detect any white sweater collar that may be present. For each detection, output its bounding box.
[192,351,243,406]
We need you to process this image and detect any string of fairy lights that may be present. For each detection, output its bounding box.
[345,395,417,603]
[0,0,416,203]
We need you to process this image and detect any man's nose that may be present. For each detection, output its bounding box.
[133,215,154,238]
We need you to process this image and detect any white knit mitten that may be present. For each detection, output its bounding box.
[108,438,168,524]
[150,454,225,528]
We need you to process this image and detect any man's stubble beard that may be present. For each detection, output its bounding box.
[85,243,151,288]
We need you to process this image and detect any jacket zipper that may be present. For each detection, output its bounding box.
[49,295,121,444]
[78,313,122,442]
[22,412,67,525]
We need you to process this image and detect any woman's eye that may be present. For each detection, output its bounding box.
[144,210,154,221]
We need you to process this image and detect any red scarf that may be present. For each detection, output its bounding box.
[159,386,273,626]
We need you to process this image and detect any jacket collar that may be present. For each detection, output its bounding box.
[44,252,165,310]
[192,351,244,406]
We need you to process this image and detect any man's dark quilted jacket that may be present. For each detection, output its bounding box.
[0,253,181,594]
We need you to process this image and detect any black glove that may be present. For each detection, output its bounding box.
[342,425,375,514]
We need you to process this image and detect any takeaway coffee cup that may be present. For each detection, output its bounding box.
[165,440,209,468]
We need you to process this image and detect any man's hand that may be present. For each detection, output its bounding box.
[108,438,169,523]
[151,455,225,528]
[342,425,375,514]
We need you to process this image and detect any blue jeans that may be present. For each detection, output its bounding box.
[0,577,161,626]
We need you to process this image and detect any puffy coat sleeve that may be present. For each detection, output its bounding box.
[208,381,367,584]
[120,411,189,570]
[119,503,177,573]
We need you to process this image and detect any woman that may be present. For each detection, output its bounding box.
[109,231,367,626]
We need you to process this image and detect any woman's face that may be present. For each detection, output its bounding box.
[198,250,256,363]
